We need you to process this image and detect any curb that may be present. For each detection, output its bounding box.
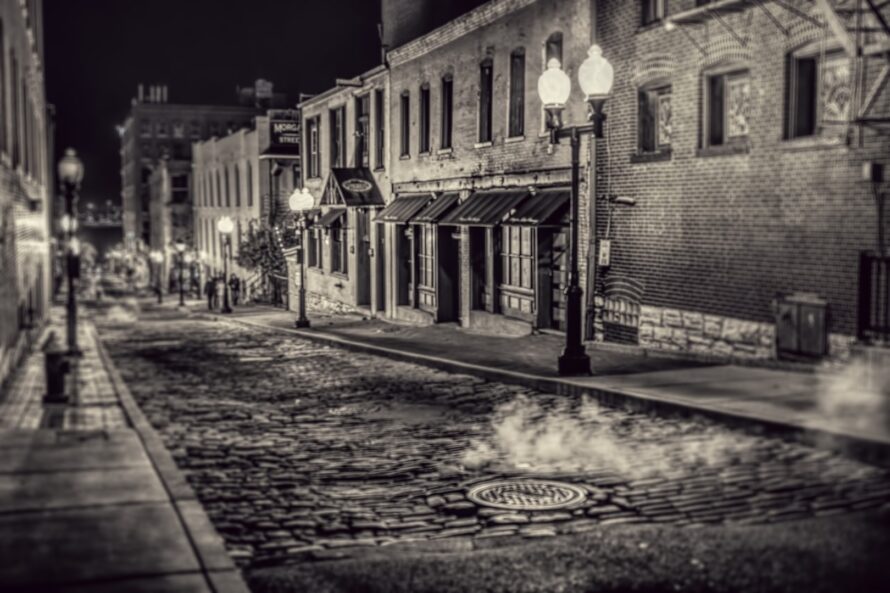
[92,326,251,593]
[199,312,890,469]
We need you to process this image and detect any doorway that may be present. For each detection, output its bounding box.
[437,226,460,322]
[375,223,385,313]
[355,210,371,307]
[396,225,411,306]
[469,227,487,310]
[537,227,567,330]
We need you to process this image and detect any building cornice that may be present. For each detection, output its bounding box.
[387,0,537,67]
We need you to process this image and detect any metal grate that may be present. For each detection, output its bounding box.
[467,480,587,511]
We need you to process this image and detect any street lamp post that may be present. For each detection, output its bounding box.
[217,217,234,314]
[288,188,314,329]
[174,241,187,306]
[537,45,614,376]
[58,149,84,355]
[150,250,164,304]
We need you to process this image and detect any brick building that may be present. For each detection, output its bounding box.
[0,0,52,386]
[589,0,890,360]
[383,0,597,335]
[297,66,390,315]
[192,110,301,303]
[147,157,192,289]
[119,82,279,249]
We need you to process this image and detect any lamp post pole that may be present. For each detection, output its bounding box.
[58,149,84,356]
[221,236,233,313]
[178,253,185,306]
[538,46,614,376]
[295,215,310,328]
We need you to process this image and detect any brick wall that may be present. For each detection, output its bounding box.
[593,0,890,355]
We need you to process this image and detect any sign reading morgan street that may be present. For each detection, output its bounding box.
[270,119,300,149]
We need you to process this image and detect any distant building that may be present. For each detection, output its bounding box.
[77,201,123,264]
[0,0,53,386]
[192,109,301,304]
[119,81,287,250]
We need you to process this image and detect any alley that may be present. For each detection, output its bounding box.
[98,303,890,571]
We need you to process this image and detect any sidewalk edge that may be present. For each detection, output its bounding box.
[204,312,890,469]
[92,325,250,593]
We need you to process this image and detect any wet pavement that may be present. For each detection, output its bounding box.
[98,304,890,570]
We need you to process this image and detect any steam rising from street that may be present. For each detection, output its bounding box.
[816,359,890,435]
[462,394,738,478]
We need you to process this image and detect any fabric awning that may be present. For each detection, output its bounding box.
[377,194,434,223]
[317,207,346,228]
[321,168,385,207]
[413,192,460,224]
[439,190,528,227]
[504,188,569,225]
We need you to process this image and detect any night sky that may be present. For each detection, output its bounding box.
[43,0,383,206]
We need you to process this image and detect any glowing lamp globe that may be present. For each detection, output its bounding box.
[289,188,314,212]
[578,45,614,100]
[537,58,571,108]
[60,214,78,233]
[57,148,84,185]
[174,240,186,253]
[217,216,234,234]
[184,253,194,264]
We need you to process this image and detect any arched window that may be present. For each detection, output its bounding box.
[785,41,850,139]
[246,161,253,207]
[478,58,493,143]
[545,33,563,67]
[234,164,241,207]
[508,48,525,138]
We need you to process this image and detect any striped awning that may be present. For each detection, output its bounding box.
[504,188,569,225]
[439,190,528,227]
[317,207,346,227]
[377,194,434,223]
[413,192,460,224]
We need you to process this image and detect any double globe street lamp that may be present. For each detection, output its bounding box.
[536,44,614,376]
[217,216,234,314]
[288,188,314,329]
[58,148,84,355]
[149,250,164,304]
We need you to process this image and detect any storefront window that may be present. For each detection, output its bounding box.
[418,225,435,289]
[331,218,348,275]
[308,227,321,268]
[502,225,533,290]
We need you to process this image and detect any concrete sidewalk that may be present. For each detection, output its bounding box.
[195,304,890,466]
[0,311,248,592]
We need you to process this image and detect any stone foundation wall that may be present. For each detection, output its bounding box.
[306,291,360,316]
[633,304,854,362]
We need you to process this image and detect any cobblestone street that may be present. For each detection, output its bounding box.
[99,306,890,571]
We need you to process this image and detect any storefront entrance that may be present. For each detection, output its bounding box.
[437,226,461,322]
[537,227,568,331]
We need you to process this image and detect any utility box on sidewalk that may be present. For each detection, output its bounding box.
[775,293,828,360]
[43,332,70,403]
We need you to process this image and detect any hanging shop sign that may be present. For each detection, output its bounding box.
[342,178,373,193]
[270,120,300,148]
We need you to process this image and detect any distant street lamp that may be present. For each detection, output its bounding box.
[149,250,164,304]
[288,188,314,329]
[174,241,187,306]
[58,148,84,355]
[537,45,614,376]
[217,217,234,314]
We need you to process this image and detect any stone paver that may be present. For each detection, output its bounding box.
[100,309,890,570]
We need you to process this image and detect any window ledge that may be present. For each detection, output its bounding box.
[780,135,847,152]
[505,135,525,144]
[696,142,750,158]
[331,272,349,281]
[474,141,493,149]
[637,19,664,34]
[437,147,453,155]
[630,149,672,163]
[419,151,431,158]
[373,166,385,172]
[399,154,411,160]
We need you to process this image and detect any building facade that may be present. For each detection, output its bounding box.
[192,110,301,303]
[0,0,52,385]
[298,66,390,315]
[384,0,597,335]
[119,84,270,250]
[590,0,890,360]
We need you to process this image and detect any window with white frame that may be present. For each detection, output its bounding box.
[417,225,435,289]
[509,49,525,138]
[501,226,534,290]
[330,216,348,275]
[479,58,493,143]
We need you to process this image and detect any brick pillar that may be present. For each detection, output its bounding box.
[459,225,471,328]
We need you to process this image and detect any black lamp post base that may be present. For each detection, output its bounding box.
[294,318,310,329]
[557,350,591,376]
[221,306,233,314]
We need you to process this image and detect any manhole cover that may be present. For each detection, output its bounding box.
[467,480,587,511]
